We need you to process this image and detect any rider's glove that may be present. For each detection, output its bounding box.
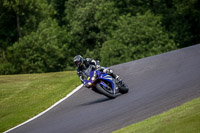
[83,81,89,88]
[96,65,100,69]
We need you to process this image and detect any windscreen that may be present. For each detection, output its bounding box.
[82,66,93,79]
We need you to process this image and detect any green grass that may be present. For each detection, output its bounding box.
[113,97,200,133]
[1,72,199,133]
[0,71,80,132]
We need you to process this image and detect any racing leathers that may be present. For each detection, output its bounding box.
[76,58,121,84]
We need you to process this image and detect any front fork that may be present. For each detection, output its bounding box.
[100,80,118,94]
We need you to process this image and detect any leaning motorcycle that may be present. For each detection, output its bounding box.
[83,66,129,99]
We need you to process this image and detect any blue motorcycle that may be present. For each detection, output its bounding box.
[83,66,129,99]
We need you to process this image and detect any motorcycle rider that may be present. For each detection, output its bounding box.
[73,55,122,84]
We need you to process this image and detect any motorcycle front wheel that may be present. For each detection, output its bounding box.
[96,83,117,99]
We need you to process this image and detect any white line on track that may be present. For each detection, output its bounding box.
[4,84,83,133]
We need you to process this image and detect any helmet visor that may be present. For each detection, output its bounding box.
[75,61,81,66]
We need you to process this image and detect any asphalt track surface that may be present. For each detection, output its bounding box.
[8,44,200,133]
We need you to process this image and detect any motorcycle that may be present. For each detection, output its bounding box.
[83,66,129,99]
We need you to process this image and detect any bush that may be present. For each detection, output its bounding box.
[100,11,178,66]
[8,18,70,73]
[0,61,17,75]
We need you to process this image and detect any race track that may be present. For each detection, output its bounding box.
[7,44,200,133]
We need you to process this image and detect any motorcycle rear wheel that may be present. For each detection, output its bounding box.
[119,82,129,94]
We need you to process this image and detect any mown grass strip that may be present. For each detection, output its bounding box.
[0,71,80,132]
[113,97,200,133]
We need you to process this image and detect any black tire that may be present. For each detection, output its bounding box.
[96,83,116,99]
[119,82,129,94]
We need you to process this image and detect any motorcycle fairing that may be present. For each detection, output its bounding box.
[83,70,117,94]
[98,72,117,94]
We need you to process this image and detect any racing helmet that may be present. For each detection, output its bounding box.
[73,55,84,67]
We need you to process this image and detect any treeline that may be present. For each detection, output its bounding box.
[0,0,200,74]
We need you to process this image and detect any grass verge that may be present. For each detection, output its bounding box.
[113,97,200,133]
[0,71,80,132]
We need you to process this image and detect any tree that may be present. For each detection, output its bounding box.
[47,0,68,25]
[64,0,119,59]
[8,18,69,73]
[171,0,200,47]
[100,11,178,66]
[0,0,55,66]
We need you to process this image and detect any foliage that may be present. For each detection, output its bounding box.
[172,0,200,47]
[0,0,199,74]
[64,0,119,59]
[0,60,17,75]
[0,0,54,47]
[0,0,55,74]
[47,0,67,25]
[8,18,69,73]
[100,11,177,66]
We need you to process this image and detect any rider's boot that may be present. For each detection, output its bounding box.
[103,68,122,83]
[111,73,122,84]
